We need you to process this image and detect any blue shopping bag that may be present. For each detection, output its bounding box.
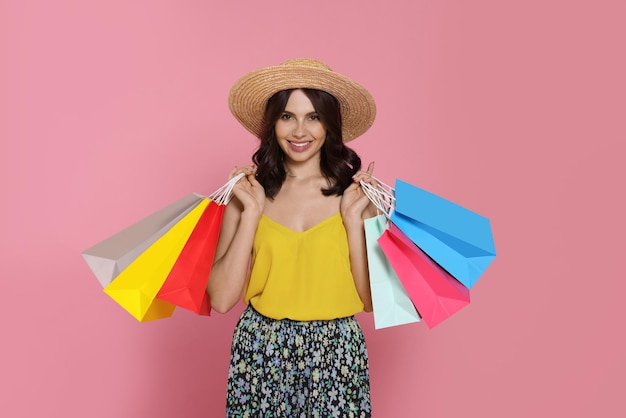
[390,179,496,289]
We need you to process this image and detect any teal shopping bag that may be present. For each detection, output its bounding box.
[390,179,496,289]
[364,214,421,329]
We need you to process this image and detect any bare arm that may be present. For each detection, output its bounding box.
[340,162,378,313]
[207,166,265,313]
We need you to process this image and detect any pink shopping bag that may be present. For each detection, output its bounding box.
[378,222,470,329]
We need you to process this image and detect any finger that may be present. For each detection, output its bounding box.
[229,164,255,179]
[360,175,380,188]
[247,172,262,187]
[352,162,375,182]
[230,165,248,178]
[353,173,373,184]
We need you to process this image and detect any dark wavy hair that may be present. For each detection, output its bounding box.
[252,88,362,199]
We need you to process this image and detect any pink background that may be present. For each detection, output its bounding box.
[3,0,625,417]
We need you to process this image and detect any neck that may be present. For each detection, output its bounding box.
[284,159,323,179]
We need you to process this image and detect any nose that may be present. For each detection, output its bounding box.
[292,120,307,138]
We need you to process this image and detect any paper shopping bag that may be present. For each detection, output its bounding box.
[103,198,210,322]
[82,193,205,287]
[364,215,421,329]
[156,200,226,315]
[378,222,470,329]
[390,179,496,289]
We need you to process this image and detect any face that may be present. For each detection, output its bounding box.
[274,89,327,164]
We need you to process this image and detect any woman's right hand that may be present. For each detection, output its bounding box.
[229,165,265,219]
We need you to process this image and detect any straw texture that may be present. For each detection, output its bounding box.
[228,58,376,142]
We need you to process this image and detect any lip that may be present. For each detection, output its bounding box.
[287,140,313,152]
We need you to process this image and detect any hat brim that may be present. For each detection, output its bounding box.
[228,61,376,142]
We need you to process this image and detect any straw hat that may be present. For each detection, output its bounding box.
[228,58,376,142]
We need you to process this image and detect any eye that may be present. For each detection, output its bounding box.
[309,114,320,121]
[280,113,292,120]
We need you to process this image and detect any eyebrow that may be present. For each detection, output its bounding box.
[282,110,319,117]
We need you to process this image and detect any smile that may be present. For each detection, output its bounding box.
[289,141,310,147]
[287,141,313,152]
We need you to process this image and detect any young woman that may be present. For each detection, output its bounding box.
[208,58,377,417]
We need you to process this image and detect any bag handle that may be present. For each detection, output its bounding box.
[208,172,246,205]
[360,176,396,218]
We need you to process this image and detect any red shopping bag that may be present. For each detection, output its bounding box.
[156,200,226,315]
[378,222,470,329]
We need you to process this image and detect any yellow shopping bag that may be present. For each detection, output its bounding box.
[103,198,210,322]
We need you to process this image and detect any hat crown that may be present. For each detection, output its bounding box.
[229,58,376,142]
[279,58,332,72]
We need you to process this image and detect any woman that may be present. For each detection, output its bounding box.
[208,58,377,417]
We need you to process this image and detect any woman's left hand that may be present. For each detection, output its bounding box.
[340,161,377,226]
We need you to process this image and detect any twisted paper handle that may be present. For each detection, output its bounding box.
[208,172,246,205]
[360,176,396,218]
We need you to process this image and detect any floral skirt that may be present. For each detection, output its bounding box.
[226,305,371,418]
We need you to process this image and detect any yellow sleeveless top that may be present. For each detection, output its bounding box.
[244,213,364,320]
